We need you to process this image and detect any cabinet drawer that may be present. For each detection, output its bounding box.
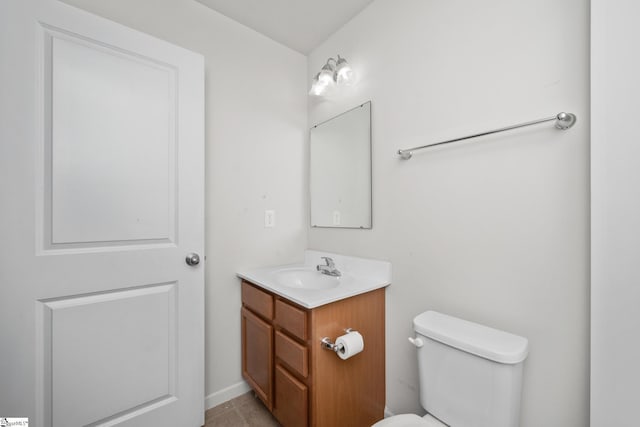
[275,299,307,340]
[242,281,273,319]
[275,330,308,378]
[274,364,308,427]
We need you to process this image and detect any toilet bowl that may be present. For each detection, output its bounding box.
[374,311,528,427]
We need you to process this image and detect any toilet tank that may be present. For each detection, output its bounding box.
[413,311,528,427]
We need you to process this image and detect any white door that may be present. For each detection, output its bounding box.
[0,1,204,426]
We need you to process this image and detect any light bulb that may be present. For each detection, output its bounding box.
[335,56,355,85]
[309,73,328,96]
[318,64,335,86]
[309,81,327,96]
[336,66,354,85]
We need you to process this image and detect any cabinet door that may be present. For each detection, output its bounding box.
[241,307,273,409]
[274,364,308,427]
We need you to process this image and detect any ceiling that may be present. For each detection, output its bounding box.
[195,0,374,54]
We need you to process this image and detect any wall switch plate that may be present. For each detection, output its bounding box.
[264,210,275,228]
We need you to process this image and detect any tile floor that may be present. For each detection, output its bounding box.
[204,392,281,426]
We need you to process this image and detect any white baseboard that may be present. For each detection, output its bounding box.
[204,381,252,410]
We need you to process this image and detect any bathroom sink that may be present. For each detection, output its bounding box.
[272,267,346,290]
[237,250,391,308]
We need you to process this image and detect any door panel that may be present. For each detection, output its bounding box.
[43,283,176,427]
[0,1,204,426]
[47,29,176,246]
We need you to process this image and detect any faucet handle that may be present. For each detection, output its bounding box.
[320,256,335,267]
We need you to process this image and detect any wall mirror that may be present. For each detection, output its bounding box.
[310,101,372,228]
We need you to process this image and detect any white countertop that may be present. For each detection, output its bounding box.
[237,250,391,308]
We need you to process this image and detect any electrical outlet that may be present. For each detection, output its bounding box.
[333,210,341,225]
[264,210,275,228]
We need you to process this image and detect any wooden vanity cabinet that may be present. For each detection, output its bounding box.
[241,280,385,427]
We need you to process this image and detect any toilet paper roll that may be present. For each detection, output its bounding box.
[335,331,364,360]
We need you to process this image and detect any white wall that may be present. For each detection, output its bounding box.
[308,1,589,426]
[591,1,640,425]
[60,0,308,406]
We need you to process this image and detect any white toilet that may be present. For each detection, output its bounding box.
[375,311,528,427]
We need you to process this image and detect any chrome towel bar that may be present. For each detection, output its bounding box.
[397,112,577,160]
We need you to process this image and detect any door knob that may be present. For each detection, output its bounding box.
[185,253,200,266]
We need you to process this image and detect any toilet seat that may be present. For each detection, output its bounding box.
[372,414,446,427]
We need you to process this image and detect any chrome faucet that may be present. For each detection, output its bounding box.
[317,257,341,277]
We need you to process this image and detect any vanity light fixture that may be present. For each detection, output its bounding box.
[309,55,356,96]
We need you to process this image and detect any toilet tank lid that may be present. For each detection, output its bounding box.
[413,311,529,364]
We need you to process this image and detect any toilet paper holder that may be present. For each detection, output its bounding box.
[321,328,354,353]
